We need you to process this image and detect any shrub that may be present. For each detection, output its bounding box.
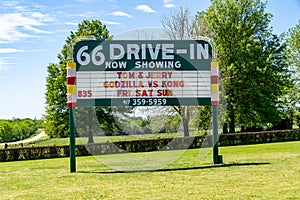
[1,129,299,162]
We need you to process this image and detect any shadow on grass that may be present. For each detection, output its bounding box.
[77,162,270,174]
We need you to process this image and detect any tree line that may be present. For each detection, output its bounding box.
[0,118,43,143]
[44,0,300,138]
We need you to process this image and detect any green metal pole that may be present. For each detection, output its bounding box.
[70,107,76,172]
[212,105,221,164]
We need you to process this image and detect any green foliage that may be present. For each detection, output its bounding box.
[286,19,300,72]
[0,118,41,143]
[75,106,134,140]
[206,0,291,132]
[190,106,211,133]
[164,114,182,133]
[44,20,112,138]
[284,20,300,128]
[95,107,129,135]
[117,116,149,135]
[193,11,213,38]
[106,113,181,135]
[145,114,181,134]
[44,63,69,138]
[0,121,12,142]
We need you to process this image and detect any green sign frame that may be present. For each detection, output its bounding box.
[74,40,213,107]
[68,39,222,173]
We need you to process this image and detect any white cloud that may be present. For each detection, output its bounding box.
[0,48,26,54]
[163,0,176,8]
[110,11,132,18]
[65,22,78,26]
[0,64,9,71]
[102,20,122,25]
[24,26,52,34]
[29,12,54,22]
[0,0,19,8]
[135,5,156,13]
[164,3,176,8]
[0,12,53,43]
[0,59,11,71]
[0,66,9,71]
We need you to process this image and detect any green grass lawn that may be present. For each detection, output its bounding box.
[1,141,300,199]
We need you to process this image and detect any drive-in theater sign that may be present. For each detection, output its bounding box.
[67,40,222,172]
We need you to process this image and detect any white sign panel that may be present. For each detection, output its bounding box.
[73,40,212,106]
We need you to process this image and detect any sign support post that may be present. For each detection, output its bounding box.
[67,61,77,172]
[212,106,221,164]
[69,107,76,172]
[211,60,222,164]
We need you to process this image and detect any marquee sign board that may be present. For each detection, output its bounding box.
[68,39,222,172]
[73,40,213,106]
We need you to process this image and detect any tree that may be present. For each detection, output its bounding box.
[44,20,112,138]
[44,63,69,138]
[161,7,195,40]
[75,107,99,143]
[284,20,300,128]
[161,7,195,137]
[95,106,132,135]
[286,20,300,72]
[189,105,212,134]
[206,0,291,132]
[161,7,220,137]
[193,11,213,39]
[0,121,13,142]
[0,119,41,143]
[161,7,218,137]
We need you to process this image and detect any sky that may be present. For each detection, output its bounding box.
[0,0,299,119]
